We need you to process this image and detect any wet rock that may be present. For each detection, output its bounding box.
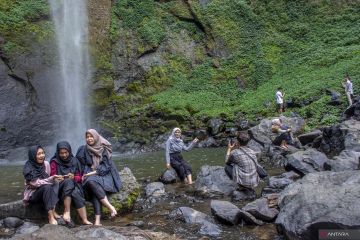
[267,176,294,190]
[3,217,23,229]
[242,198,279,222]
[232,189,256,201]
[159,169,177,184]
[276,171,360,240]
[169,207,221,236]
[126,221,145,227]
[325,150,360,171]
[298,130,322,146]
[145,182,165,198]
[284,148,330,176]
[15,222,39,235]
[341,120,360,152]
[210,200,241,225]
[208,119,224,136]
[195,165,237,197]
[238,210,264,225]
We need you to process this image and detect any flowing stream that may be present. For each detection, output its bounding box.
[0,148,283,239]
[49,0,91,148]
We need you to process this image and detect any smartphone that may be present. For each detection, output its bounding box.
[63,175,70,179]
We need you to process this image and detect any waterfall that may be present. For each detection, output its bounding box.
[49,0,91,148]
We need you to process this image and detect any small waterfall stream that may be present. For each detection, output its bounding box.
[49,0,91,147]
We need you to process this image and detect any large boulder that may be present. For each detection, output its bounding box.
[325,150,360,171]
[108,167,140,213]
[284,148,330,176]
[210,200,241,225]
[169,207,221,237]
[344,96,360,120]
[195,165,237,197]
[262,171,300,195]
[276,171,360,240]
[249,117,305,146]
[208,119,224,136]
[297,130,322,146]
[242,198,279,222]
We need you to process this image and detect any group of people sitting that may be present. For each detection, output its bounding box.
[23,129,121,226]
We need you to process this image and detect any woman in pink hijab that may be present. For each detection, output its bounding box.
[76,129,122,226]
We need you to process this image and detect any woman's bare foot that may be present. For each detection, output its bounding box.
[109,206,117,219]
[63,211,71,222]
[82,220,93,225]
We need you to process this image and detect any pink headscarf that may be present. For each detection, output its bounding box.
[86,129,112,169]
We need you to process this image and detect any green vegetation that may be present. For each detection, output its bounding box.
[0,0,51,54]
[110,0,360,130]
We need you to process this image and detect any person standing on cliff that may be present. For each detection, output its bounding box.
[275,87,285,114]
[165,128,198,185]
[342,74,354,106]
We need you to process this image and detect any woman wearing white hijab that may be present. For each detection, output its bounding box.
[165,128,198,184]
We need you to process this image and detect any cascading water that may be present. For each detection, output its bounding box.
[49,0,91,148]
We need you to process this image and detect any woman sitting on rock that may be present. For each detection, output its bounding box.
[23,146,62,225]
[76,129,121,226]
[165,127,198,185]
[225,132,260,190]
[50,141,92,226]
[271,118,293,150]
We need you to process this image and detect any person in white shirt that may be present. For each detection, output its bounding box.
[342,74,354,106]
[275,87,284,114]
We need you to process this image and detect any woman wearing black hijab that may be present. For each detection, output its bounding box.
[50,141,92,225]
[23,146,62,225]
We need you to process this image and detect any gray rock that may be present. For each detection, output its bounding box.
[325,150,360,171]
[169,207,221,237]
[249,117,305,146]
[238,210,264,225]
[3,217,23,229]
[344,96,360,120]
[126,221,144,227]
[15,222,39,235]
[284,148,330,176]
[74,227,127,240]
[109,167,140,213]
[196,136,218,148]
[195,165,237,197]
[159,169,177,184]
[208,119,224,136]
[276,171,360,240]
[145,182,165,198]
[210,200,241,225]
[298,130,322,146]
[10,224,78,240]
[232,189,256,201]
[268,176,294,190]
[242,198,279,222]
[0,201,45,221]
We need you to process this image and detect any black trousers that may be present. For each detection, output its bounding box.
[225,164,233,180]
[170,152,192,181]
[59,179,85,209]
[84,180,106,215]
[273,132,292,146]
[29,183,59,211]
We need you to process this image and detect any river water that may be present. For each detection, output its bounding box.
[0,148,283,239]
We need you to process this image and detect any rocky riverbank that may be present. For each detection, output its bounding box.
[1,112,360,239]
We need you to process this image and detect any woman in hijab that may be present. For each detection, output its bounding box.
[76,129,122,226]
[165,127,199,184]
[271,118,293,149]
[23,146,62,225]
[50,141,92,226]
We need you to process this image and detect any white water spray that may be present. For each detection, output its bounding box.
[49,0,91,148]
